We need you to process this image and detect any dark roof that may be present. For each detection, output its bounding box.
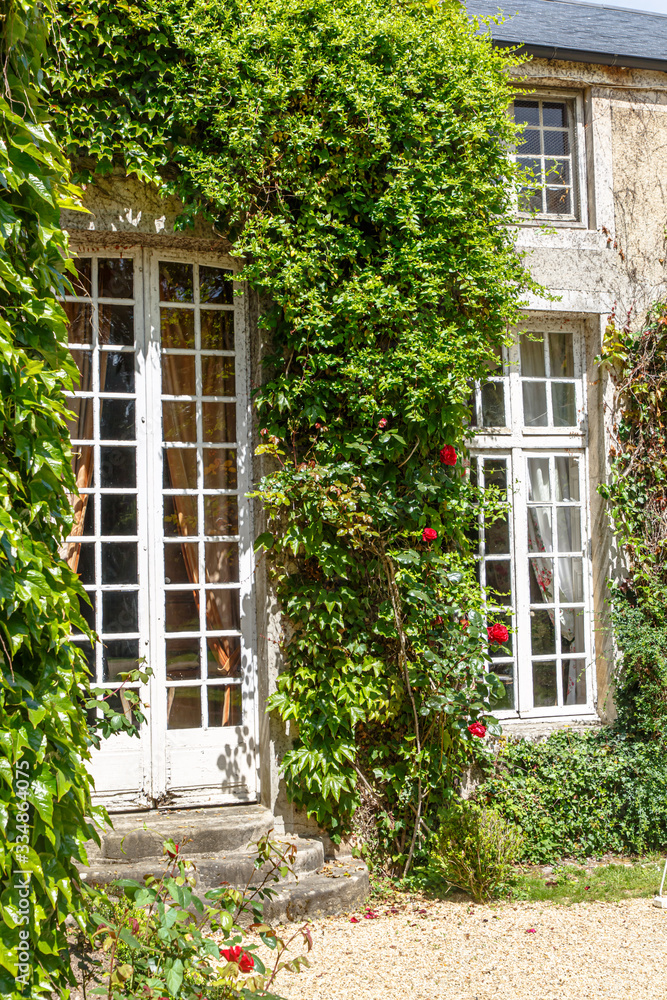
[465,0,667,72]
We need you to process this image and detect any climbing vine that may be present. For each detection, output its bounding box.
[599,302,667,737]
[49,0,540,867]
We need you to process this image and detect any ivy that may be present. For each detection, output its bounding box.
[48,0,540,869]
[598,302,667,736]
[0,2,102,996]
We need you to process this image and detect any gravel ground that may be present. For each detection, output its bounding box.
[272,896,667,1000]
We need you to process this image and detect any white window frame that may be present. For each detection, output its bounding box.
[65,247,259,810]
[468,316,597,721]
[513,88,589,229]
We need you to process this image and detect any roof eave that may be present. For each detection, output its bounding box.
[492,38,667,75]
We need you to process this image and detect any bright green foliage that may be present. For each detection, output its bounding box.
[598,304,667,735]
[431,800,524,902]
[49,0,537,865]
[479,730,667,862]
[0,2,101,996]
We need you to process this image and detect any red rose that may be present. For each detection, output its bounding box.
[378,417,388,429]
[221,945,254,973]
[440,445,457,466]
[433,615,444,626]
[487,623,509,644]
[422,527,438,542]
[239,952,254,973]
[468,722,487,738]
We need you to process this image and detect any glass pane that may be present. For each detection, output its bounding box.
[163,401,196,442]
[203,402,236,442]
[543,102,568,127]
[205,588,241,630]
[558,557,584,602]
[77,543,95,585]
[545,159,570,185]
[528,507,552,553]
[203,449,237,489]
[160,262,193,303]
[551,382,576,426]
[543,130,569,155]
[208,686,242,727]
[561,608,585,654]
[106,692,136,725]
[519,187,543,213]
[100,399,135,440]
[485,515,509,555]
[523,382,547,426]
[207,636,242,677]
[160,307,195,349]
[531,609,555,654]
[202,356,235,396]
[556,508,581,552]
[102,591,138,633]
[201,311,235,351]
[67,398,94,441]
[204,495,239,535]
[163,448,198,490]
[200,266,234,304]
[101,447,136,488]
[98,258,134,298]
[70,350,92,389]
[99,305,134,346]
[71,257,92,296]
[546,188,571,214]
[527,457,550,501]
[548,332,574,377]
[205,542,239,583]
[485,560,512,604]
[77,591,95,632]
[533,660,558,707]
[101,351,135,393]
[165,589,200,633]
[517,130,541,154]
[162,354,196,396]
[81,495,95,535]
[517,157,541,184]
[163,495,198,537]
[484,459,507,491]
[481,382,505,427]
[164,542,198,584]
[562,659,587,705]
[555,457,580,501]
[101,494,137,536]
[65,301,93,344]
[167,687,201,729]
[103,639,139,681]
[102,542,138,585]
[520,334,545,377]
[166,638,200,680]
[529,557,554,603]
[514,100,540,125]
[490,663,514,710]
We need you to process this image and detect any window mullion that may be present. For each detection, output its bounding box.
[512,445,533,715]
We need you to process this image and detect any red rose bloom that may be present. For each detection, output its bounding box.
[221,945,254,973]
[378,417,388,429]
[422,527,438,542]
[487,623,509,644]
[440,445,457,466]
[468,722,487,738]
[433,615,444,626]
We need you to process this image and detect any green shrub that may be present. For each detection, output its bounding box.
[431,801,524,902]
[479,729,667,862]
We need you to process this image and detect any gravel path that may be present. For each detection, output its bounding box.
[273,896,667,1000]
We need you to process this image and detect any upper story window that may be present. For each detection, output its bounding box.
[513,95,586,225]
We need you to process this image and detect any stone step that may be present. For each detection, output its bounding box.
[94,804,275,861]
[81,836,325,888]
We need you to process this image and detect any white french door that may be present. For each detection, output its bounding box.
[64,249,259,809]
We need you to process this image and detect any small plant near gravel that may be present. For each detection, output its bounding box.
[71,834,311,999]
[431,801,524,902]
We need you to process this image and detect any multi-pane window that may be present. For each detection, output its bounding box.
[467,321,594,717]
[62,250,257,807]
[514,98,577,219]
